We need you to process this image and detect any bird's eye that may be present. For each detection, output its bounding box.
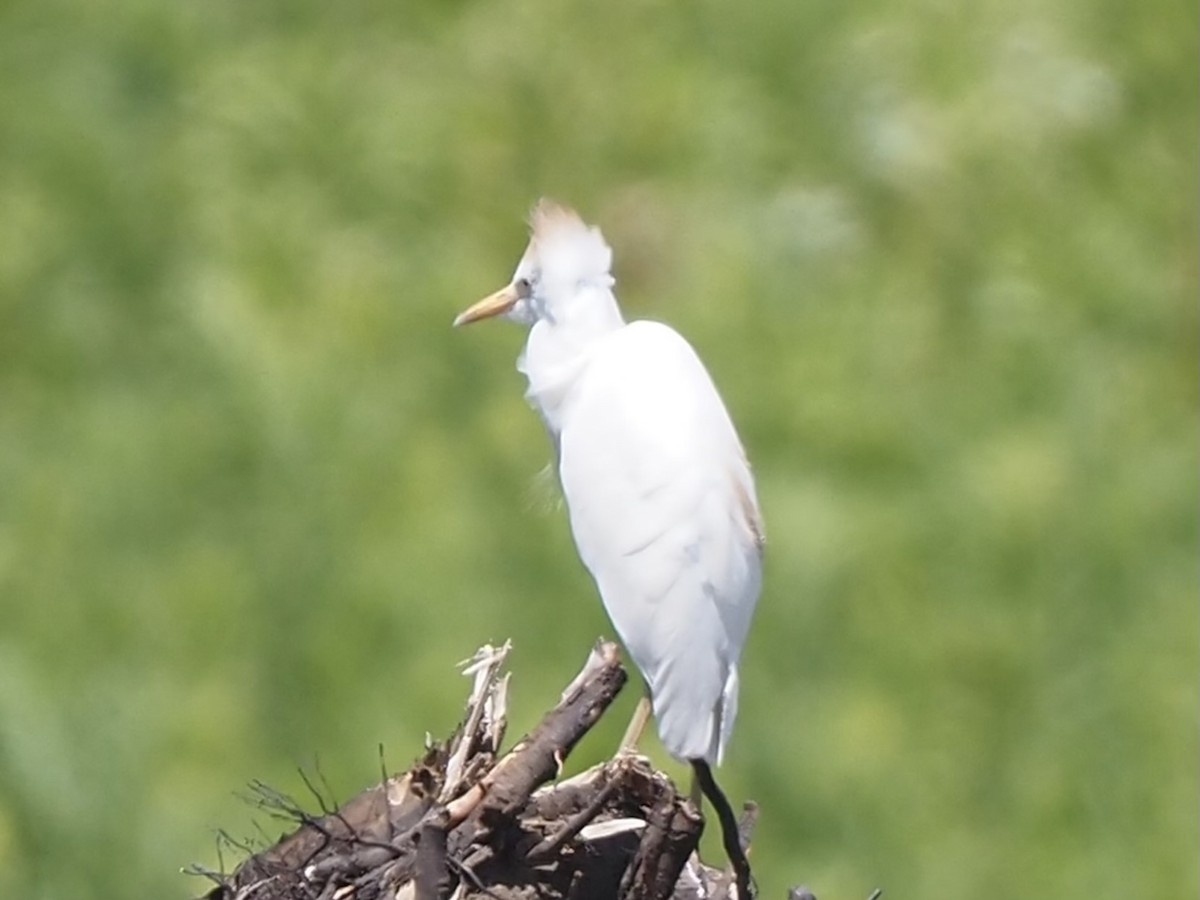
[514,277,532,298]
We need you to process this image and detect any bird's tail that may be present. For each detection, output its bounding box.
[716,663,740,764]
[651,660,740,764]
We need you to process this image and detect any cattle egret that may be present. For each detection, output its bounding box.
[455,200,763,893]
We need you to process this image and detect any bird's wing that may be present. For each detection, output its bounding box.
[557,320,762,763]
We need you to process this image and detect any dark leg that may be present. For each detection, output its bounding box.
[690,759,754,899]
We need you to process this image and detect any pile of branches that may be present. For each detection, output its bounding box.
[195,642,771,900]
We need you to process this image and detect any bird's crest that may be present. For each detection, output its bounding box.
[525,199,612,284]
[528,198,586,241]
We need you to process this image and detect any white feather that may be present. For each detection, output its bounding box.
[551,322,761,763]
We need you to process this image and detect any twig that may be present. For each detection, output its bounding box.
[737,801,760,851]
[441,642,512,803]
[182,862,229,887]
[377,743,388,786]
[296,762,336,817]
[445,853,505,900]
[525,774,618,862]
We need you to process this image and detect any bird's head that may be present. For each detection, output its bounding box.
[454,199,615,328]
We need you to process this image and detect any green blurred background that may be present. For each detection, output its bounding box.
[0,0,1194,898]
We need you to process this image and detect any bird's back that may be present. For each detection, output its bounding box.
[554,320,763,763]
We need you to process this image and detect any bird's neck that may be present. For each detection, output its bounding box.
[518,285,624,434]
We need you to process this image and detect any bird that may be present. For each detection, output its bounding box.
[454,200,763,893]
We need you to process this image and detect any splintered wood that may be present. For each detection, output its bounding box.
[199,642,757,900]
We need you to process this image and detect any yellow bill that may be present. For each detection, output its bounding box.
[454,284,520,326]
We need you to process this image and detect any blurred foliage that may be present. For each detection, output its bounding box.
[0,0,1194,898]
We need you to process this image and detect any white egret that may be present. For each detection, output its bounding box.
[455,200,763,893]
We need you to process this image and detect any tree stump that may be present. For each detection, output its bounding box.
[193,641,759,900]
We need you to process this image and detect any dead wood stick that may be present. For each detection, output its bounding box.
[738,801,760,851]
[414,809,454,900]
[463,641,627,833]
[525,774,618,862]
[619,792,703,900]
[441,642,512,803]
